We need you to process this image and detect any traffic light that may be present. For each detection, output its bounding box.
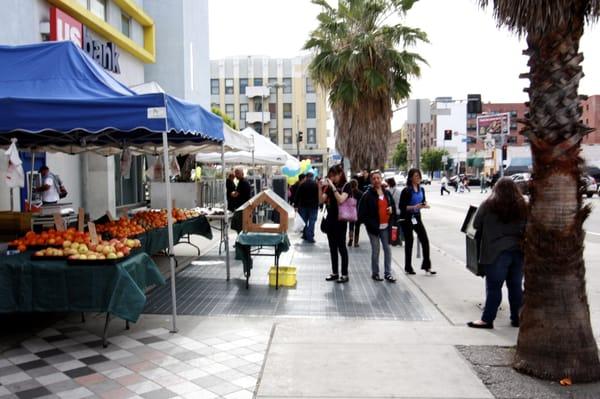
[502,144,508,161]
[444,130,452,140]
[467,94,482,114]
[297,131,303,142]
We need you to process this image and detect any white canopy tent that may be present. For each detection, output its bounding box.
[196,127,297,166]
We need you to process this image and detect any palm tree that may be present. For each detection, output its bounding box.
[304,0,427,171]
[479,0,600,382]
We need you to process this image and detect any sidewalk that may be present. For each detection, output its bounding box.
[1,217,596,398]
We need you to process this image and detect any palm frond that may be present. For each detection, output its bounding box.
[478,0,600,35]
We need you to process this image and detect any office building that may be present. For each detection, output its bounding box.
[210,56,328,173]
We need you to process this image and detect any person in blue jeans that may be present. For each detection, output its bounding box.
[294,172,319,243]
[468,177,527,329]
[358,170,397,282]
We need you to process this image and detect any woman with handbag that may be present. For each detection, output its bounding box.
[320,164,352,283]
[467,177,527,329]
[358,170,397,282]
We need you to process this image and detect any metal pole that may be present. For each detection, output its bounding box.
[28,152,36,210]
[500,113,508,178]
[161,133,178,334]
[221,142,230,280]
[415,101,421,259]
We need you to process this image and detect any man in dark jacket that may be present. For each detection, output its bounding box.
[232,167,252,206]
[295,172,319,243]
[226,172,237,212]
[289,174,306,207]
[358,170,397,282]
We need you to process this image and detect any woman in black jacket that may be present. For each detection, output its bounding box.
[399,168,435,275]
[358,170,397,282]
[347,179,363,247]
[320,164,351,283]
[468,177,526,329]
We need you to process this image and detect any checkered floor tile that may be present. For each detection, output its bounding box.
[0,325,267,399]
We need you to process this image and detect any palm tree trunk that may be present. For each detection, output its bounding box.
[334,97,392,171]
[515,8,600,382]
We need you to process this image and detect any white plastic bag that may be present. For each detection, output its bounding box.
[169,155,181,177]
[4,141,24,188]
[293,215,306,234]
[120,148,132,179]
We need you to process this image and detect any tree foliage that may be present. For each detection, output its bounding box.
[304,0,427,170]
[392,141,407,169]
[212,107,237,130]
[420,148,447,174]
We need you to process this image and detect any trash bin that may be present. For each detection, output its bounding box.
[461,205,485,277]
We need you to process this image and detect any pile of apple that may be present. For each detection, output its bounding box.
[11,228,90,251]
[96,217,146,239]
[33,247,67,258]
[133,208,200,229]
[64,238,142,261]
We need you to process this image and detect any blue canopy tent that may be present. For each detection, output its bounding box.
[0,41,226,333]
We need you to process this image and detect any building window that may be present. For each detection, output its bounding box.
[90,0,107,20]
[269,128,278,144]
[240,103,248,122]
[239,78,248,95]
[115,154,144,207]
[253,98,263,112]
[268,77,277,93]
[121,13,131,37]
[269,103,277,127]
[307,128,317,144]
[211,103,219,109]
[467,113,477,119]
[283,78,292,94]
[510,111,518,117]
[225,79,234,94]
[306,103,316,119]
[225,104,234,119]
[586,104,590,111]
[284,128,293,144]
[254,77,263,87]
[306,78,315,93]
[467,123,476,131]
[210,79,219,95]
[283,103,292,119]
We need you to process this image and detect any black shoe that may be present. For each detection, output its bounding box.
[405,268,416,275]
[424,269,437,275]
[384,274,396,283]
[347,239,353,246]
[337,275,349,283]
[467,321,493,329]
[372,274,383,281]
[511,320,520,327]
[306,239,316,243]
[325,274,339,281]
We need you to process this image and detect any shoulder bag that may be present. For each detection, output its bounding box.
[338,184,357,222]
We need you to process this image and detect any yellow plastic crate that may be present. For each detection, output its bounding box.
[268,266,297,287]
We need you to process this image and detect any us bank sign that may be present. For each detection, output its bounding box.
[50,7,120,74]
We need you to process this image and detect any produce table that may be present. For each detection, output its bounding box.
[139,216,213,255]
[235,232,290,289]
[0,252,165,345]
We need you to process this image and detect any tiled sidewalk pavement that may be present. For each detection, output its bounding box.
[0,324,269,399]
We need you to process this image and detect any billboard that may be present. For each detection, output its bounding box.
[476,113,509,136]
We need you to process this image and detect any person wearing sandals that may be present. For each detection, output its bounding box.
[467,177,527,329]
[347,179,364,247]
[358,170,397,283]
[320,164,351,283]
[399,168,436,275]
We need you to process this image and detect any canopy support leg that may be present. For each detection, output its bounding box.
[28,152,35,211]
[162,132,178,334]
[222,142,230,281]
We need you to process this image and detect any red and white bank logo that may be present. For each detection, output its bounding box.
[49,7,120,74]
[50,7,83,47]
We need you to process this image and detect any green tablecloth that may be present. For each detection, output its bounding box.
[140,216,213,255]
[235,232,290,272]
[0,252,165,322]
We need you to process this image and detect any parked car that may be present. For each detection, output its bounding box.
[394,173,406,185]
[421,175,431,185]
[583,174,598,198]
[448,174,478,189]
[511,173,531,195]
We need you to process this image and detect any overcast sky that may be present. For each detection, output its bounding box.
[209,0,600,127]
